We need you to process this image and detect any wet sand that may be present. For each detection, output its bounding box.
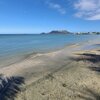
[0,40,100,100]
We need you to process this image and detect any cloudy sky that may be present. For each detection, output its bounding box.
[0,0,100,33]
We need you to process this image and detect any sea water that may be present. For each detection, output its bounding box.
[0,34,100,67]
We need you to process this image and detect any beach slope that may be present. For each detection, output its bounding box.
[0,41,100,100]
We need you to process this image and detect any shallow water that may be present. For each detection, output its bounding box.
[0,34,100,67]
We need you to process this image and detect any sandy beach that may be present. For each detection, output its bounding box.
[0,40,100,100]
[1,0,100,99]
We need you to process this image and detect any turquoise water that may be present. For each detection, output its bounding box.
[0,34,100,67]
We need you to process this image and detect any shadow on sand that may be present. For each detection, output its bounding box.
[76,88,100,100]
[70,53,100,73]
[71,53,100,63]
[66,52,100,99]
[0,74,25,100]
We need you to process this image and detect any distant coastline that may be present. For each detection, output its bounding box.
[41,30,100,35]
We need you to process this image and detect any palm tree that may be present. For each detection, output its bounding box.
[0,74,24,100]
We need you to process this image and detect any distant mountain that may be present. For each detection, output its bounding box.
[41,30,72,34]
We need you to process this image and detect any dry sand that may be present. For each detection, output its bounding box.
[0,40,100,100]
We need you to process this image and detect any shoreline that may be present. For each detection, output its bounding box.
[0,39,99,80]
[0,43,76,68]
[0,34,99,68]
[0,42,79,68]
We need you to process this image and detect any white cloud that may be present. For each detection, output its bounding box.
[47,2,66,14]
[87,14,100,20]
[74,0,100,20]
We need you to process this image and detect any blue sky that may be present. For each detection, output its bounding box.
[0,0,100,33]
